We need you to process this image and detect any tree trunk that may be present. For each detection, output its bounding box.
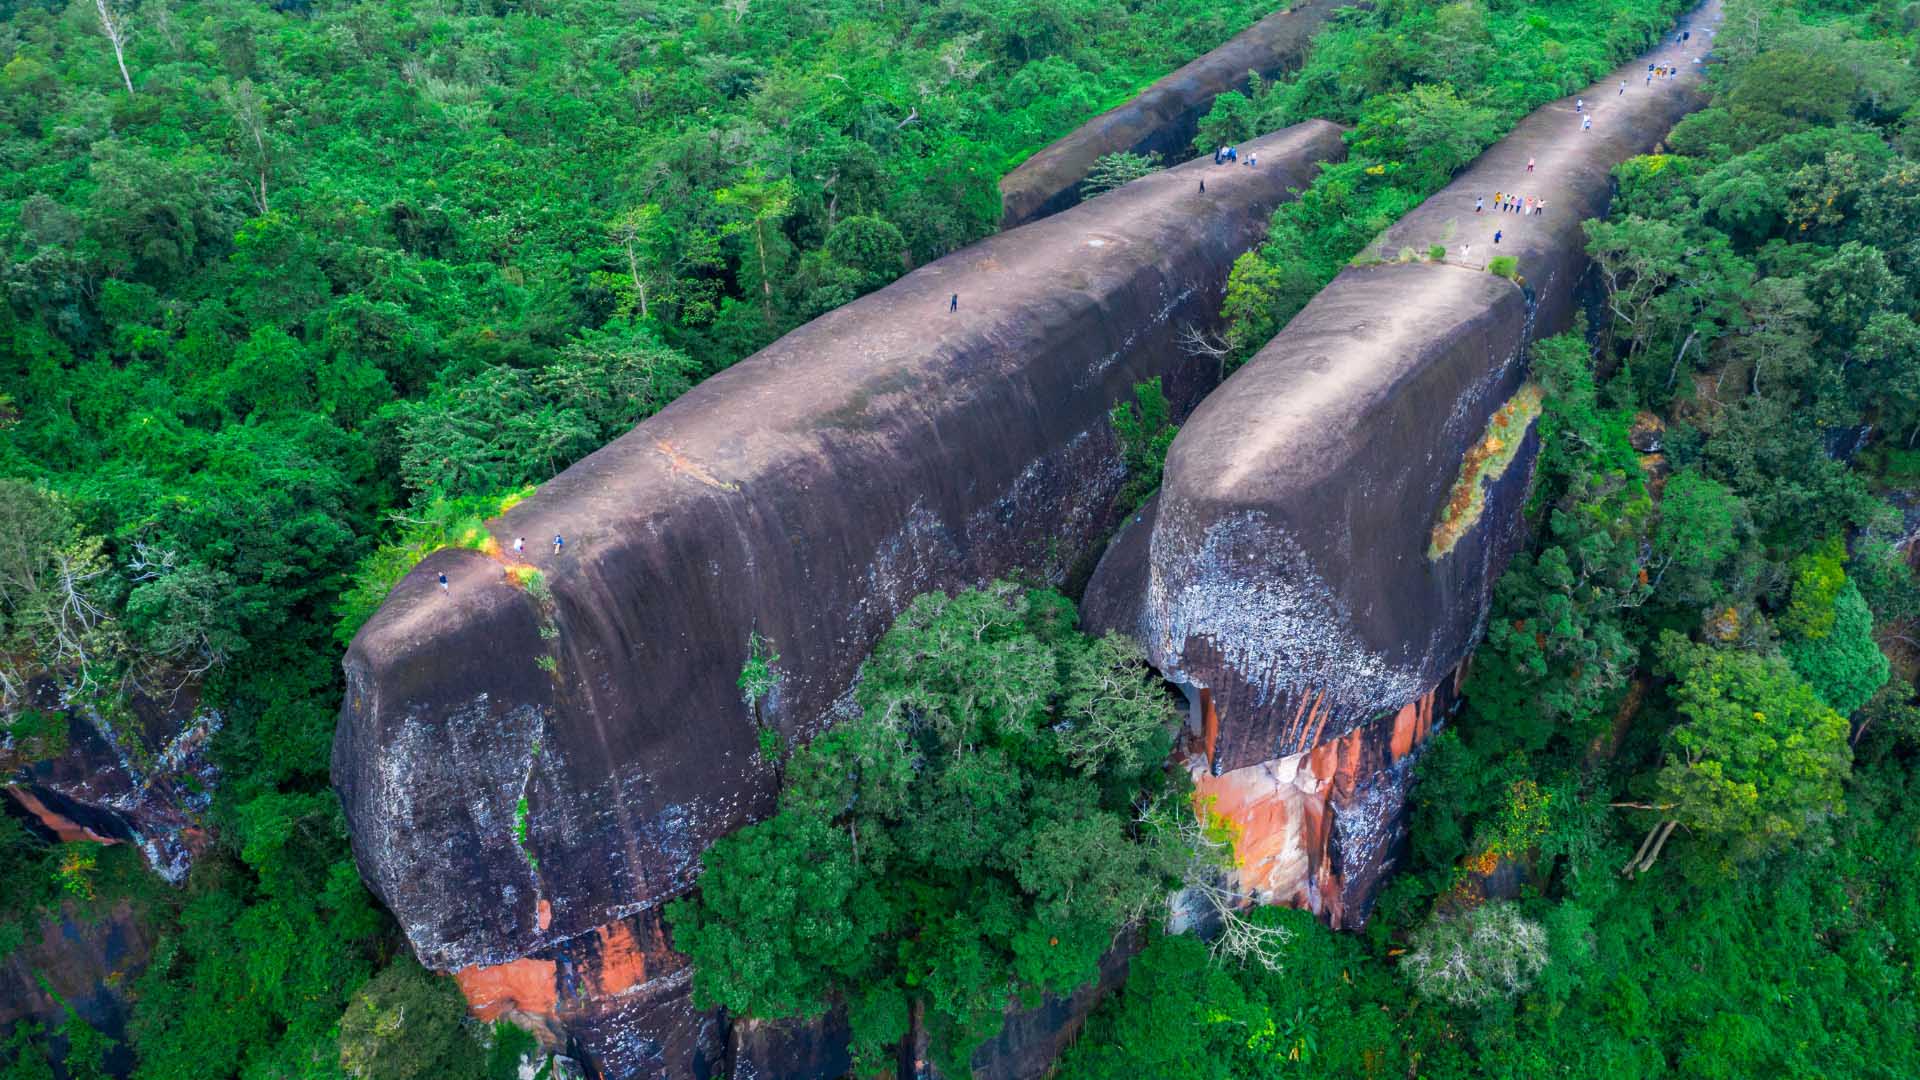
[95,0,133,94]
[1621,818,1678,877]
[755,221,774,324]
[624,241,649,320]
[1666,328,1699,390]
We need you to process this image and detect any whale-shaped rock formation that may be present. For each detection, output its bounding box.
[1087,1,1720,926]
[333,121,1344,1077]
[997,0,1353,229]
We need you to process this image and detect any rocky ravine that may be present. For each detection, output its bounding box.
[996,0,1355,229]
[1085,0,1722,927]
[333,122,1344,1078]
[4,677,219,885]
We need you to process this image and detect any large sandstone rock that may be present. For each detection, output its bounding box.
[5,677,218,884]
[1086,1,1720,925]
[998,0,1355,229]
[335,122,1345,1077]
[0,898,155,1078]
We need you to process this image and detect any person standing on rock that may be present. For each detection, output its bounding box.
[1475,195,1484,213]
[1583,115,1592,131]
[1494,229,1503,245]
[1249,154,1257,168]
[1527,156,1535,173]
[949,293,958,312]
[553,534,565,556]
[1619,80,1627,95]
[1215,146,1224,165]
[1199,178,1205,194]
[438,572,449,593]
[1576,97,1583,112]
[514,537,526,555]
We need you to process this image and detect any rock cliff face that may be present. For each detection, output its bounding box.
[0,898,155,1078]
[1085,2,1719,926]
[997,0,1354,229]
[5,677,218,884]
[334,123,1345,1077]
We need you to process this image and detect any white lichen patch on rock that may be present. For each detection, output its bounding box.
[1145,509,1425,712]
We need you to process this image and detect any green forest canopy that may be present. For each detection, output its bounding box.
[8,0,1920,1076]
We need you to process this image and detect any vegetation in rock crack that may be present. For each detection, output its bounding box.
[1080,151,1164,197]
[1429,382,1543,560]
[1111,377,1177,512]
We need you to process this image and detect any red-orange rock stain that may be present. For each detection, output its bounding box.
[455,956,559,1021]
[584,920,650,998]
[5,789,119,845]
[1190,682,1444,917]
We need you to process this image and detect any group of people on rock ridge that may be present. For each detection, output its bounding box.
[436,534,565,593]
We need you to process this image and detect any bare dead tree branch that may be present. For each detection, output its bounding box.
[93,0,134,94]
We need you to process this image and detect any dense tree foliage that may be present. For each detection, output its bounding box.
[669,583,1189,1075]
[9,0,1920,1075]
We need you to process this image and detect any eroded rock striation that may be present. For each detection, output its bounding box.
[997,0,1354,229]
[5,677,218,884]
[334,122,1344,1076]
[1087,2,1720,925]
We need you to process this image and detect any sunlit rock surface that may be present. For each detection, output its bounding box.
[997,0,1354,228]
[1087,1,1720,925]
[334,123,1345,1077]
